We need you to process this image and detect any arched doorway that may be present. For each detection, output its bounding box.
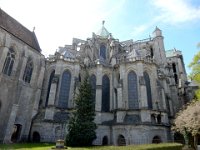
[152,136,162,143]
[11,124,22,142]
[32,131,40,142]
[117,134,126,146]
[102,136,108,145]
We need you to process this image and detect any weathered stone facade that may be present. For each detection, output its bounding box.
[0,9,45,143]
[0,10,192,145]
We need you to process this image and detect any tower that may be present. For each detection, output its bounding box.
[152,27,167,66]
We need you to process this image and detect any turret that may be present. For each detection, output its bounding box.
[153,26,162,37]
[152,27,167,66]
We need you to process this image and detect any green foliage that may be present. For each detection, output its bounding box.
[188,47,200,99]
[66,72,97,147]
[0,143,182,150]
[188,51,200,82]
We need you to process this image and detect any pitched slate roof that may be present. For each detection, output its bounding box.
[0,8,41,52]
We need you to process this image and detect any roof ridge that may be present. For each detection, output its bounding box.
[0,8,41,52]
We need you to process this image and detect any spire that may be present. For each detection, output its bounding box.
[154,26,161,32]
[96,20,110,38]
[102,20,105,26]
[33,26,35,32]
[153,26,162,37]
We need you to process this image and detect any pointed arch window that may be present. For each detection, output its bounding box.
[150,47,154,58]
[100,45,106,59]
[128,71,139,109]
[23,57,33,83]
[2,48,15,76]
[102,75,110,112]
[144,72,152,109]
[45,70,55,107]
[58,70,71,109]
[90,74,96,104]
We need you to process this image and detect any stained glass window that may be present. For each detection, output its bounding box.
[102,75,110,112]
[23,57,33,83]
[128,71,139,109]
[144,72,152,109]
[2,48,15,76]
[58,70,71,109]
[100,45,106,59]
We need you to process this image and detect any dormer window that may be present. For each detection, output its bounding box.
[100,45,106,59]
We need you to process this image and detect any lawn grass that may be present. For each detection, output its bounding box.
[0,142,183,150]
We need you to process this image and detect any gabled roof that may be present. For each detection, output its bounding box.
[0,8,41,52]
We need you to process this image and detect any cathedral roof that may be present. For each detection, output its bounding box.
[0,9,41,52]
[58,46,76,59]
[96,21,110,38]
[166,49,182,57]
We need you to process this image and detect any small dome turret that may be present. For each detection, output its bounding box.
[96,21,111,38]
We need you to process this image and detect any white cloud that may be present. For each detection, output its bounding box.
[132,24,150,37]
[152,0,200,24]
[131,0,200,38]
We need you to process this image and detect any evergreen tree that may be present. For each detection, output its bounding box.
[66,72,96,146]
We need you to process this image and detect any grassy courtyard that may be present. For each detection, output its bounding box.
[0,143,183,150]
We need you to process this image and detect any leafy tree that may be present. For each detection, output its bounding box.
[173,101,200,149]
[173,44,200,149]
[65,72,96,146]
[188,44,200,99]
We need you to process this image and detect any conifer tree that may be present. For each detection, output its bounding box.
[66,72,96,146]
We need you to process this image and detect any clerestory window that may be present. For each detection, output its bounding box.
[101,75,110,112]
[2,48,15,76]
[144,72,152,109]
[58,70,71,109]
[128,71,139,109]
[100,45,106,59]
[23,57,33,83]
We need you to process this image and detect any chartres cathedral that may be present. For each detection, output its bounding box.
[0,9,195,145]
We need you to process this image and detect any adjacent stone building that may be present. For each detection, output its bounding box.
[0,9,45,143]
[0,9,192,145]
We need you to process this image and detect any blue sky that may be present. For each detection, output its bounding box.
[0,0,200,74]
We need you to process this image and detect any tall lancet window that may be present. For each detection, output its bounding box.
[45,70,55,107]
[128,71,139,109]
[23,57,33,83]
[2,47,15,76]
[102,75,110,112]
[58,70,71,109]
[90,74,96,104]
[100,45,106,59]
[144,72,152,109]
